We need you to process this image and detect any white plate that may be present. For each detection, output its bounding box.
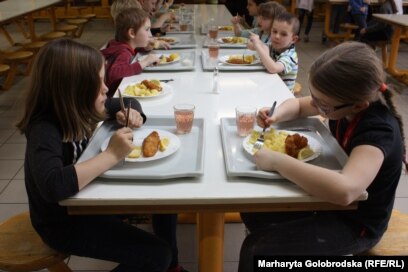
[217,36,248,45]
[155,36,179,45]
[101,128,181,162]
[121,82,172,99]
[219,55,261,66]
[157,53,182,65]
[242,130,322,161]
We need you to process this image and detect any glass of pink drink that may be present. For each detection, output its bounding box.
[174,104,195,134]
[235,106,256,137]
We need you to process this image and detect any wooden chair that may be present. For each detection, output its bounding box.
[0,64,13,90]
[65,18,88,38]
[340,23,358,41]
[56,24,79,38]
[360,209,408,256]
[41,31,67,41]
[22,41,47,57]
[1,50,34,82]
[0,212,72,272]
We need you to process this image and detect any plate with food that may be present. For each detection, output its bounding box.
[218,25,233,31]
[219,54,260,65]
[101,129,181,162]
[157,53,181,65]
[155,37,179,45]
[243,129,322,162]
[217,36,248,44]
[122,80,172,98]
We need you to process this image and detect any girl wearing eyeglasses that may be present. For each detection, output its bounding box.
[238,42,406,270]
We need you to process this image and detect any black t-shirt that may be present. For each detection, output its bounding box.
[329,101,403,238]
[24,98,145,237]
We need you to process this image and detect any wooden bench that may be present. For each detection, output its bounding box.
[0,64,12,90]
[360,209,408,256]
[0,212,72,272]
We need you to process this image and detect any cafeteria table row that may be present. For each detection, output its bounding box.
[60,4,365,272]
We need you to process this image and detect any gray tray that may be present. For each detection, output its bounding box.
[162,33,197,49]
[78,117,205,180]
[220,117,348,179]
[201,49,265,71]
[135,50,196,71]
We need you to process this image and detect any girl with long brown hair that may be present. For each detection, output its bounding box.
[17,39,171,272]
[239,42,406,270]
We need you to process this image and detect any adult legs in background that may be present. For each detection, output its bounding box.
[298,9,314,42]
[331,5,347,33]
[40,215,172,272]
[238,212,381,272]
[303,10,314,42]
[352,14,367,41]
[152,214,179,269]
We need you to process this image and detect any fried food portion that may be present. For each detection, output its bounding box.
[227,58,250,64]
[285,133,308,158]
[142,131,161,157]
[218,25,233,31]
[227,55,256,65]
[141,79,162,92]
[221,37,247,44]
[156,37,175,43]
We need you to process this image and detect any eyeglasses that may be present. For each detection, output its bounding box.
[310,92,354,115]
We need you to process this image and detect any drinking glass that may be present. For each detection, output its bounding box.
[235,106,256,137]
[174,104,195,134]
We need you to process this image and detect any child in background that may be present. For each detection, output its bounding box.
[231,0,272,37]
[109,0,170,52]
[360,0,398,45]
[234,1,286,45]
[110,0,142,19]
[17,38,171,272]
[156,0,174,12]
[238,42,405,271]
[349,0,369,40]
[102,8,160,97]
[249,12,299,92]
[296,0,314,42]
[139,0,175,35]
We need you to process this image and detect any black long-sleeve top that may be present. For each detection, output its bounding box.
[24,97,145,236]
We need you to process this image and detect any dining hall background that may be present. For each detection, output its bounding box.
[0,1,407,271]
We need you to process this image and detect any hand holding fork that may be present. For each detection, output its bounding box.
[253,101,277,151]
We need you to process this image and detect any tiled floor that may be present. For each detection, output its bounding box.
[0,15,408,272]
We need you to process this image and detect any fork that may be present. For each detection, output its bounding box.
[253,101,277,151]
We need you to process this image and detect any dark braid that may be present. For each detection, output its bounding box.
[382,88,408,171]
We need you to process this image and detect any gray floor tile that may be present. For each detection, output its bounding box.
[0,129,15,144]
[67,255,117,271]
[6,130,27,144]
[0,144,26,159]
[0,160,23,179]
[394,197,408,213]
[0,179,28,203]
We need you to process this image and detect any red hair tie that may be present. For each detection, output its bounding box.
[380,83,387,93]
